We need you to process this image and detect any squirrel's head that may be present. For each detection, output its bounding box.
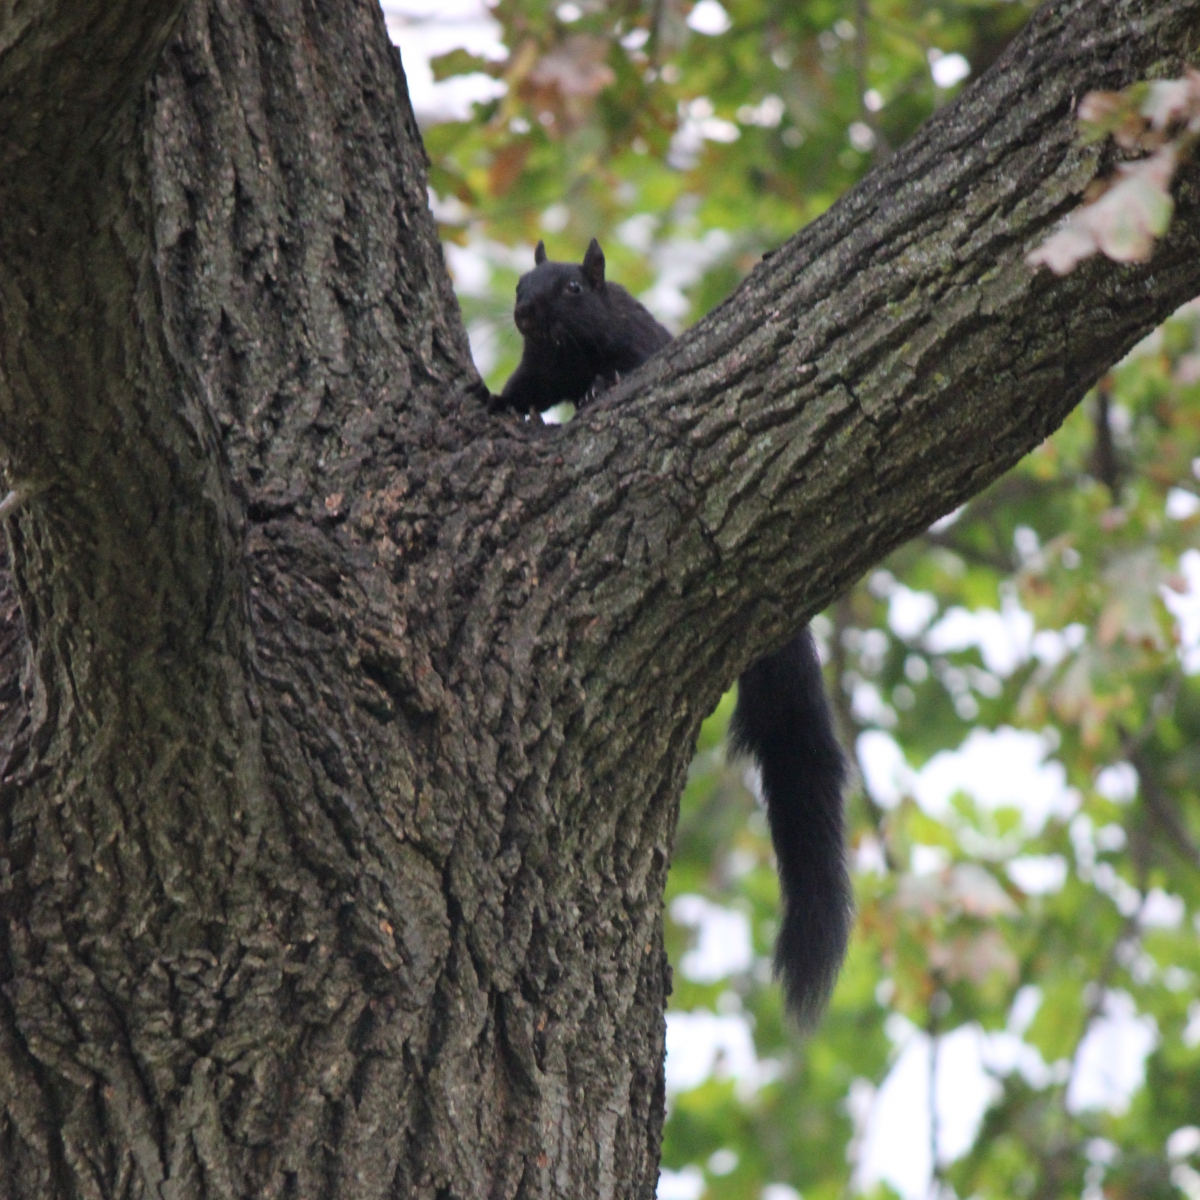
[513,238,607,343]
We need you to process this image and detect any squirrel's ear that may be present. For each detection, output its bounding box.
[582,238,606,288]
[534,240,547,265]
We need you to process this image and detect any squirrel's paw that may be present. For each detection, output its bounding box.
[582,370,620,406]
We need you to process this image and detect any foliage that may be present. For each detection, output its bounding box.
[417,1,1200,1195]
[664,304,1200,1199]
[424,0,1035,390]
[1029,70,1200,275]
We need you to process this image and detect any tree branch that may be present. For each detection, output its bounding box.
[496,0,1200,718]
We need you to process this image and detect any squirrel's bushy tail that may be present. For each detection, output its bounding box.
[730,628,852,1027]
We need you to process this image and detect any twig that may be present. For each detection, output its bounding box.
[1115,683,1200,869]
[1129,746,1200,871]
[1088,377,1122,498]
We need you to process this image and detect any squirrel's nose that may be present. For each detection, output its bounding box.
[514,301,533,333]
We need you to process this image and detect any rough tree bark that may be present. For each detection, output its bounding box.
[0,0,1198,1196]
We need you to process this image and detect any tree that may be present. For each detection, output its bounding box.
[0,1,1198,1197]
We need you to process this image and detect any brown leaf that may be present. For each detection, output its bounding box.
[1077,88,1152,151]
[1078,91,1128,126]
[520,35,616,132]
[929,930,1018,985]
[1027,145,1177,274]
[489,140,531,196]
[528,36,616,99]
[1142,69,1200,131]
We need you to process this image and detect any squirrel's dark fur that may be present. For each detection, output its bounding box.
[729,629,851,1025]
[498,240,853,1025]
[493,238,672,414]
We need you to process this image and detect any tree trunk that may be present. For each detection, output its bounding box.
[0,0,1198,1196]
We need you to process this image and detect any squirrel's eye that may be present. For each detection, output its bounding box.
[567,280,582,294]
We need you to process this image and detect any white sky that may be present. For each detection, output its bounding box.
[858,724,1081,834]
[670,708,1181,1199]
[381,0,506,122]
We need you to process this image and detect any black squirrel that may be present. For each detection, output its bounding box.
[497,239,852,1025]
[493,238,672,415]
